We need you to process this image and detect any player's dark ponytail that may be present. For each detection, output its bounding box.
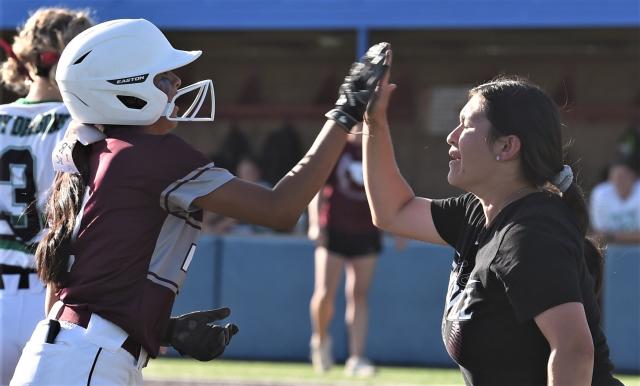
[35,141,91,287]
[470,76,604,295]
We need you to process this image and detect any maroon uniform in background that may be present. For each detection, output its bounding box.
[317,142,381,257]
[59,128,234,356]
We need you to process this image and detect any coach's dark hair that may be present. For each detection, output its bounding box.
[35,140,91,287]
[470,76,603,294]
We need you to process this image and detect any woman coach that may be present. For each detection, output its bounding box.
[361,48,622,385]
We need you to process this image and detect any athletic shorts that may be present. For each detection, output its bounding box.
[318,228,382,258]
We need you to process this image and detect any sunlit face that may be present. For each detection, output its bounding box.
[152,71,181,132]
[445,94,497,191]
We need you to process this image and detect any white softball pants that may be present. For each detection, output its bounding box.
[0,273,44,386]
[10,302,147,386]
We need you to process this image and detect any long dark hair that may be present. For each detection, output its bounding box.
[470,76,604,295]
[36,141,91,287]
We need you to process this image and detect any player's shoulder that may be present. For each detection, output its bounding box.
[0,99,28,112]
[108,130,188,148]
[0,100,70,140]
[157,134,210,169]
[108,131,208,171]
[157,132,194,149]
[135,132,198,158]
[0,99,68,114]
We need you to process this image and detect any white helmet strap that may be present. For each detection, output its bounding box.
[164,79,215,122]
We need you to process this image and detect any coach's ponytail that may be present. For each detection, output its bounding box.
[562,182,604,295]
[35,141,91,287]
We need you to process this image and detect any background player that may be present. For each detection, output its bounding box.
[0,8,93,385]
[308,132,380,376]
[589,156,640,245]
[10,19,389,385]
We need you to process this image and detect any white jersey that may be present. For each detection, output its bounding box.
[0,99,71,268]
[590,180,640,233]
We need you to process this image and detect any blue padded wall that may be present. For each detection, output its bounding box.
[603,245,640,373]
[173,236,639,372]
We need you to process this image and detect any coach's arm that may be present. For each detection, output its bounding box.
[535,302,594,386]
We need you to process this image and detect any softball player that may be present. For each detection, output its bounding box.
[0,8,93,385]
[308,133,381,376]
[10,19,389,385]
[362,52,622,385]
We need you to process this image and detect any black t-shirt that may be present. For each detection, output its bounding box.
[431,192,621,386]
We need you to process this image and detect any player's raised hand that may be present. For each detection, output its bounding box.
[325,42,390,132]
[162,307,239,361]
[365,46,395,127]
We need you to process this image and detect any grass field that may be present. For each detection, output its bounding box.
[143,358,640,386]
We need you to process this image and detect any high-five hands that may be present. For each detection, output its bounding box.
[326,42,391,132]
[365,45,395,126]
[162,307,239,361]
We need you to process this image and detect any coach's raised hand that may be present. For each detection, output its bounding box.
[325,42,390,132]
[364,45,395,128]
[162,307,239,361]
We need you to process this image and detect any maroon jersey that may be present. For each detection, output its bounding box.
[319,142,378,234]
[59,128,234,356]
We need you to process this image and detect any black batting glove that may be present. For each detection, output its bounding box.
[325,42,390,132]
[162,307,239,362]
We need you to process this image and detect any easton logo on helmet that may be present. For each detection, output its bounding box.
[107,74,149,85]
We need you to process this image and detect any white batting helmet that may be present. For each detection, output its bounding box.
[56,18,214,125]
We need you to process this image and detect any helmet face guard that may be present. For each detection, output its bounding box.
[164,79,215,122]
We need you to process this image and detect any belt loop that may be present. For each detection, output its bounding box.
[18,270,29,288]
[137,349,149,370]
